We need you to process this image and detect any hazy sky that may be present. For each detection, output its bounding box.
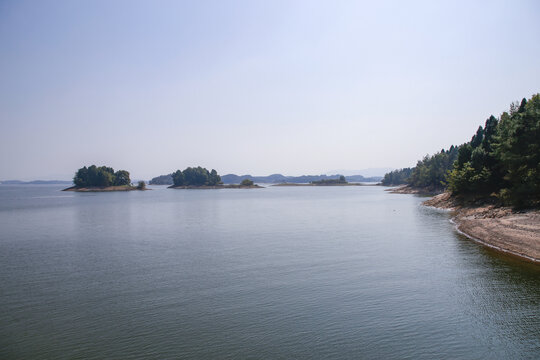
[1,0,539,180]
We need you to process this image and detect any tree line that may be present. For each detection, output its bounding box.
[381,168,413,186]
[382,94,540,207]
[448,95,539,207]
[381,145,459,190]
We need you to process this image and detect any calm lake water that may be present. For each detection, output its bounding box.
[0,184,539,359]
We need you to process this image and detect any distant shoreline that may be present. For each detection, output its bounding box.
[150,173,384,185]
[63,186,148,192]
[168,184,263,189]
[272,182,370,187]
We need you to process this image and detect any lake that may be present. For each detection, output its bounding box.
[0,184,538,359]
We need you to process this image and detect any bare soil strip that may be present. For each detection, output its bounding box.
[424,193,540,263]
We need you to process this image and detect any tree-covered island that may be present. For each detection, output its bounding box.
[169,167,261,189]
[63,165,146,192]
[311,175,348,185]
[273,175,366,186]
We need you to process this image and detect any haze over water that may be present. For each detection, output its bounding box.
[1,185,538,359]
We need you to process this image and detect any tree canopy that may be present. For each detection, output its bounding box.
[447,94,540,207]
[73,165,131,187]
[381,168,413,186]
[241,178,254,186]
[172,167,222,186]
[381,148,459,189]
[311,175,347,185]
[408,145,459,189]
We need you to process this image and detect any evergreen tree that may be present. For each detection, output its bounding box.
[492,94,540,206]
[446,94,540,207]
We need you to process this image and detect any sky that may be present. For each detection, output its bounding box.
[1,0,539,180]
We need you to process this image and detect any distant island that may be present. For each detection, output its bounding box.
[168,167,261,189]
[384,94,540,262]
[150,172,382,185]
[148,174,173,185]
[273,175,370,187]
[63,165,147,192]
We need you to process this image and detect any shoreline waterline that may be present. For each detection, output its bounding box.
[423,193,540,264]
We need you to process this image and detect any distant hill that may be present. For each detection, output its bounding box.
[326,168,394,177]
[149,173,381,185]
[149,174,173,185]
[0,180,72,185]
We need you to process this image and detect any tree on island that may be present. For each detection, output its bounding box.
[73,165,132,187]
[172,167,222,186]
[241,178,254,186]
[115,170,131,186]
[311,175,347,185]
[137,181,146,190]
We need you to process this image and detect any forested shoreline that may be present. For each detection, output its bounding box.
[383,94,540,208]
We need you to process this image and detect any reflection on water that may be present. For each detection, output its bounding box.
[0,184,538,359]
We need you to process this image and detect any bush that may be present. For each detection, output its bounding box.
[241,178,254,186]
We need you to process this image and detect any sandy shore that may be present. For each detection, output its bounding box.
[424,193,540,263]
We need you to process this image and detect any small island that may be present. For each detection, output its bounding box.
[273,175,366,186]
[168,167,262,189]
[63,165,147,192]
